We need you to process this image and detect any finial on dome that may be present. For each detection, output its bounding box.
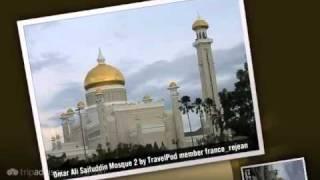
[197,11,201,19]
[97,48,105,64]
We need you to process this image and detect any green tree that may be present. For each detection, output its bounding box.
[145,144,153,152]
[193,98,206,139]
[222,63,256,137]
[179,96,195,146]
[95,143,107,160]
[153,142,159,151]
[47,153,66,169]
[160,142,166,151]
[202,97,224,142]
[219,88,235,128]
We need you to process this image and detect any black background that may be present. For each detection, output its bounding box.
[0,0,319,180]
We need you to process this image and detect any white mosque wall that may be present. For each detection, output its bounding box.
[61,98,180,154]
[85,85,127,106]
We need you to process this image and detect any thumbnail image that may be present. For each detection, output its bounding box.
[241,158,308,180]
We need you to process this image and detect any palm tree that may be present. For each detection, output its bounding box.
[203,98,214,120]
[179,96,195,147]
[203,98,225,142]
[193,98,206,140]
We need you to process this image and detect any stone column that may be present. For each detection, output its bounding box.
[95,88,108,150]
[168,82,185,148]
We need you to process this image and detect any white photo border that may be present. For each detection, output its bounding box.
[17,0,265,179]
[240,157,308,180]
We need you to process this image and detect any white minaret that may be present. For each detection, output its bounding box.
[192,17,221,135]
[168,82,185,148]
[192,17,221,108]
[60,112,71,142]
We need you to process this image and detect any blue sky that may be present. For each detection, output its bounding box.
[23,0,248,148]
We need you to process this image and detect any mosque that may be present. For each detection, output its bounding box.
[47,17,222,159]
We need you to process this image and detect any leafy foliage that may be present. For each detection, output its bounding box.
[219,62,256,137]
[178,62,257,144]
[179,95,195,146]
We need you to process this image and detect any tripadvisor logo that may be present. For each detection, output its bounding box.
[6,168,19,176]
[6,168,43,176]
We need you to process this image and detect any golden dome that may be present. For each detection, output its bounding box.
[192,18,209,30]
[84,50,125,90]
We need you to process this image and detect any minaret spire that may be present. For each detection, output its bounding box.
[192,17,221,135]
[197,11,201,19]
[97,48,105,64]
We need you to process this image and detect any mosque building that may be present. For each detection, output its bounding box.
[47,17,222,159]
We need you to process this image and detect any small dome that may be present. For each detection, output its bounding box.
[66,108,74,114]
[143,95,151,100]
[143,95,153,103]
[192,18,209,30]
[169,81,177,88]
[84,50,125,90]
